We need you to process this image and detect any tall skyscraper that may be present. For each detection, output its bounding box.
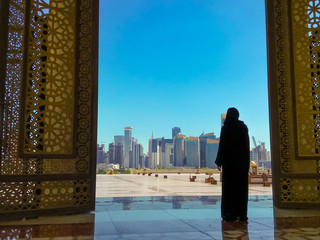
[172,127,181,139]
[162,141,174,169]
[186,137,200,168]
[174,133,186,166]
[114,135,124,146]
[114,142,124,167]
[148,133,153,169]
[135,143,143,168]
[124,127,132,168]
[206,139,219,168]
[199,133,217,168]
[96,144,106,164]
[129,137,137,168]
[161,138,173,168]
[151,138,161,168]
[108,143,115,164]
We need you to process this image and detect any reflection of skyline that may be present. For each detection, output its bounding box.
[113,197,134,210]
[108,196,223,210]
[105,196,271,211]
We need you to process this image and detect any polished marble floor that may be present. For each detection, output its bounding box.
[1,175,320,239]
[2,195,320,239]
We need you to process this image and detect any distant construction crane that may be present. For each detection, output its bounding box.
[252,136,257,148]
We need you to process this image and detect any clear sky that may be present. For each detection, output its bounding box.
[98,0,269,151]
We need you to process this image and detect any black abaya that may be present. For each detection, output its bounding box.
[215,118,250,221]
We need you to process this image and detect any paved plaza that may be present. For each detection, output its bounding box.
[3,174,320,239]
[96,173,272,197]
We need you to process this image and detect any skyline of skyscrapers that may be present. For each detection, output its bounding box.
[97,116,271,169]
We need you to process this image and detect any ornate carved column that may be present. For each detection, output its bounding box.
[267,0,320,208]
[0,0,98,220]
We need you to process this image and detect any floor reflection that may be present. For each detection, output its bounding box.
[1,195,320,239]
[221,221,249,240]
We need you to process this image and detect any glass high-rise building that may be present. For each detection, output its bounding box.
[161,138,173,169]
[206,139,219,168]
[97,144,106,164]
[174,133,186,166]
[199,133,217,168]
[114,135,124,146]
[114,142,124,167]
[108,143,114,164]
[124,127,132,168]
[186,137,200,168]
[151,138,161,169]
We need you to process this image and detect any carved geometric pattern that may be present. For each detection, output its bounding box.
[0,180,90,211]
[76,0,93,174]
[21,0,76,156]
[274,0,292,174]
[280,179,293,202]
[0,0,96,219]
[1,0,26,175]
[292,0,320,157]
[281,178,320,203]
[272,0,320,205]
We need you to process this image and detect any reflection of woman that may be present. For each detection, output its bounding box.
[215,107,250,222]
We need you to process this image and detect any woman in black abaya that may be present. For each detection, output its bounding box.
[215,107,250,222]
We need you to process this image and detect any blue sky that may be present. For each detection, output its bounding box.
[98,0,269,151]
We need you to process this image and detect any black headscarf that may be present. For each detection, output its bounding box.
[224,107,239,125]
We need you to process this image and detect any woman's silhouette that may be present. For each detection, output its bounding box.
[215,107,250,221]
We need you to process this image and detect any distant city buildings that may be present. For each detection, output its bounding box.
[96,144,106,164]
[250,137,271,168]
[114,142,124,167]
[97,115,271,170]
[174,133,186,167]
[206,139,219,168]
[199,133,217,168]
[124,127,132,168]
[186,137,200,168]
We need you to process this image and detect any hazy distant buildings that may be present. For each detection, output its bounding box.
[250,137,271,168]
[151,138,162,168]
[186,137,200,168]
[174,133,186,166]
[130,138,143,169]
[135,144,144,168]
[99,123,270,170]
[97,144,106,164]
[108,143,115,164]
[124,127,133,168]
[161,138,173,169]
[114,142,124,167]
[199,133,217,168]
[206,139,219,168]
[129,137,137,168]
[172,127,181,139]
[147,133,153,169]
[114,135,124,146]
